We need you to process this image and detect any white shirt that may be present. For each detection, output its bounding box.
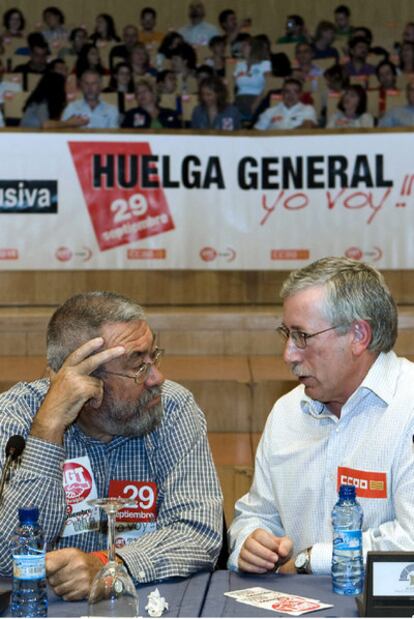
[234,60,271,96]
[62,98,119,129]
[254,101,317,130]
[327,111,374,129]
[228,351,414,574]
[178,21,219,46]
[0,80,22,104]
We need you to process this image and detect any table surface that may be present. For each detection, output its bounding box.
[201,571,359,617]
[0,571,211,618]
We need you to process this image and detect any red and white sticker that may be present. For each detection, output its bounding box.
[61,456,99,537]
[109,480,157,546]
[337,466,387,498]
[68,141,175,252]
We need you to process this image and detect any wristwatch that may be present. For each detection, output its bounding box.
[294,548,312,574]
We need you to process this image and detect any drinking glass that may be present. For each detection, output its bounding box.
[87,498,139,617]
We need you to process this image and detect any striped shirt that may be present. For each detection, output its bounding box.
[228,351,414,574]
[0,379,222,581]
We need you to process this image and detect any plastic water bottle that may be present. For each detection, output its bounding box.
[331,484,364,596]
[10,506,48,617]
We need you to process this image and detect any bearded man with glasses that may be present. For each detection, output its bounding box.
[228,256,414,577]
[0,291,222,600]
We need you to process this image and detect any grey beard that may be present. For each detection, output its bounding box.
[97,385,163,437]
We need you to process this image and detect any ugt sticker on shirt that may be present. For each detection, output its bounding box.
[68,141,175,251]
[109,480,157,547]
[61,456,99,537]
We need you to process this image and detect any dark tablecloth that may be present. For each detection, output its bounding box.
[201,571,359,617]
[0,571,211,617]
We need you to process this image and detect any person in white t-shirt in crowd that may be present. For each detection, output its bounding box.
[234,35,272,122]
[254,78,317,130]
[62,69,119,129]
[327,84,374,128]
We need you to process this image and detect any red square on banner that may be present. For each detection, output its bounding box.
[68,141,175,251]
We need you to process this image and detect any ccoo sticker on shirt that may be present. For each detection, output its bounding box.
[337,466,387,498]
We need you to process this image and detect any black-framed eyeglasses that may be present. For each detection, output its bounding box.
[276,325,340,349]
[101,347,164,384]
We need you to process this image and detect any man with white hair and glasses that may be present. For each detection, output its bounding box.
[0,291,222,599]
[228,256,414,576]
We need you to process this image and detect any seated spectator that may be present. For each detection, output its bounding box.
[171,42,197,92]
[62,69,119,128]
[139,7,164,48]
[292,42,323,88]
[205,35,226,76]
[105,61,134,93]
[156,31,184,70]
[334,4,353,38]
[13,35,49,78]
[399,41,414,75]
[0,56,22,104]
[320,63,350,125]
[2,7,25,39]
[109,25,138,70]
[343,36,377,77]
[74,44,109,79]
[41,6,67,46]
[277,15,308,45]
[20,72,87,129]
[156,69,178,95]
[234,35,271,121]
[59,27,88,61]
[312,21,339,61]
[130,42,157,81]
[90,13,120,45]
[379,81,414,127]
[191,75,240,129]
[218,9,250,46]
[122,78,181,129]
[47,57,68,77]
[254,77,317,130]
[352,26,388,62]
[327,84,374,128]
[376,60,397,90]
[195,64,214,86]
[178,1,219,46]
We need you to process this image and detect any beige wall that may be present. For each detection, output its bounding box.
[1,0,411,48]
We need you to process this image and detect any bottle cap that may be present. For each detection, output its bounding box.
[18,506,39,524]
[339,484,356,500]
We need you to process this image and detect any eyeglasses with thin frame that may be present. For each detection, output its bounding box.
[100,347,164,384]
[276,325,340,349]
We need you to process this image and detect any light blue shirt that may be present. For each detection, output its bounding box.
[228,351,414,574]
[179,21,219,46]
[378,104,414,128]
[62,98,119,129]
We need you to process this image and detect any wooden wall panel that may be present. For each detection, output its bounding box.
[0,270,412,307]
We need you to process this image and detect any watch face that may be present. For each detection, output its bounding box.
[295,552,307,569]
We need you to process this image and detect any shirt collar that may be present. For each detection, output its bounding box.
[300,351,399,417]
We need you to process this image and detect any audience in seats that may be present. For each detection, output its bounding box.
[327,84,374,128]
[1,3,414,131]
